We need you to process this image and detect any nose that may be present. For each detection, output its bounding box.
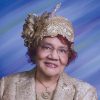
[47,49,59,60]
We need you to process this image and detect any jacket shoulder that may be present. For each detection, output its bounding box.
[63,72,96,90]
[0,69,34,82]
[0,69,34,99]
[63,73,98,99]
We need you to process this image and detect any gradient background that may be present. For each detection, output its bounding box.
[0,0,100,99]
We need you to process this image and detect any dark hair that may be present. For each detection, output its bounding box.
[26,35,77,65]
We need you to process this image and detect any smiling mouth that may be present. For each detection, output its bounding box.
[44,62,58,68]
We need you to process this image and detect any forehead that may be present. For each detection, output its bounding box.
[40,37,68,48]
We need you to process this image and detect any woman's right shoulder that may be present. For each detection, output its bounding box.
[0,69,35,98]
[0,68,35,84]
[0,69,33,82]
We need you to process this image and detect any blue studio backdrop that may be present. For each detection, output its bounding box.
[0,0,100,99]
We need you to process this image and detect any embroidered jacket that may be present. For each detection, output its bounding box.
[0,68,98,100]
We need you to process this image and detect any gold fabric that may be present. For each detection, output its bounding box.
[0,68,98,100]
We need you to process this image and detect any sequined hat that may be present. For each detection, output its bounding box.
[22,3,74,48]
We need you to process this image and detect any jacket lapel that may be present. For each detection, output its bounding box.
[53,73,75,100]
[16,70,36,100]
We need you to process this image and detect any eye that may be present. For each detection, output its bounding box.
[41,45,52,50]
[59,49,67,54]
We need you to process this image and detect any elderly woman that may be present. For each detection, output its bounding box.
[0,4,98,100]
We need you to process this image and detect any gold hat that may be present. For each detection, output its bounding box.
[22,3,74,48]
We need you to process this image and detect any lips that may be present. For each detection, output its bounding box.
[44,62,58,68]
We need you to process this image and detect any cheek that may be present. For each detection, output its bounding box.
[36,48,48,60]
[60,55,68,66]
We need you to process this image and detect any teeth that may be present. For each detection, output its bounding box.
[45,63,56,68]
[49,64,55,68]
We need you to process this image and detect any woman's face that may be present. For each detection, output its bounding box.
[36,37,69,77]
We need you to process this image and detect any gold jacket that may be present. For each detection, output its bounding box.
[0,68,98,100]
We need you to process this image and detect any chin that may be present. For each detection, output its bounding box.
[45,72,59,77]
[43,68,61,77]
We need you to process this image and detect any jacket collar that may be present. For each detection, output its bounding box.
[52,73,75,100]
[16,68,75,100]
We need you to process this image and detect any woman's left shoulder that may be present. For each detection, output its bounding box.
[63,72,96,90]
[63,73,98,99]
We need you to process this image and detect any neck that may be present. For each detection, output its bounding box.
[35,68,60,85]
